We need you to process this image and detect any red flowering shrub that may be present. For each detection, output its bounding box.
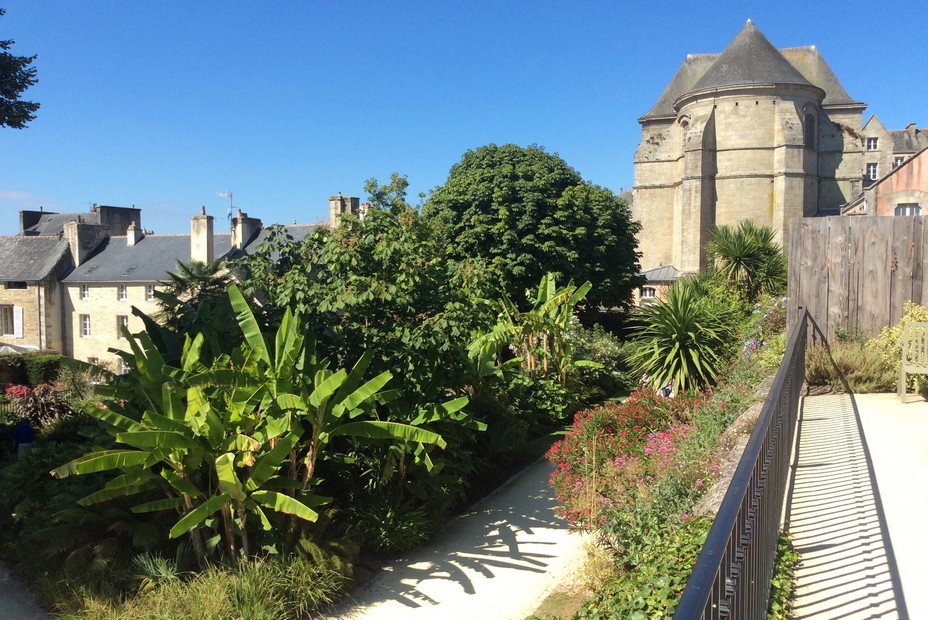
[547,388,713,526]
[4,383,72,427]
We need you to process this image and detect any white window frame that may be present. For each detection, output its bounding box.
[118,284,128,300]
[146,284,156,301]
[80,314,91,338]
[895,203,921,216]
[0,305,15,336]
[866,137,879,151]
[866,163,879,180]
[80,284,90,300]
[894,156,906,168]
[117,315,129,339]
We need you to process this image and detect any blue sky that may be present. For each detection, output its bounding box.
[2,1,927,236]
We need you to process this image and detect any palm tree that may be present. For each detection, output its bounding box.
[705,221,787,300]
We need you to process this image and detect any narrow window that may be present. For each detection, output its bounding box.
[80,284,90,300]
[867,137,879,151]
[4,281,27,290]
[866,163,879,181]
[80,314,91,337]
[117,315,129,339]
[146,284,156,301]
[894,156,906,168]
[118,284,128,300]
[804,113,816,149]
[0,305,14,336]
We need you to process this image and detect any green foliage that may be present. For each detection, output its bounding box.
[422,144,643,308]
[155,259,238,360]
[767,531,799,620]
[804,341,895,393]
[568,322,636,404]
[4,382,73,427]
[706,220,787,301]
[627,281,737,392]
[66,555,345,620]
[52,285,450,567]
[0,8,40,129]
[0,352,66,387]
[576,516,711,620]
[869,301,928,382]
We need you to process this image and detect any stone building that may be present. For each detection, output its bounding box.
[632,20,866,274]
[843,146,928,217]
[0,203,319,368]
[860,117,928,187]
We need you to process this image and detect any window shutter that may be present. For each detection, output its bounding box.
[13,306,23,339]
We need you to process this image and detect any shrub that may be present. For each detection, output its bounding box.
[23,353,65,386]
[627,282,737,392]
[868,301,928,393]
[568,322,636,404]
[805,341,894,393]
[4,383,73,428]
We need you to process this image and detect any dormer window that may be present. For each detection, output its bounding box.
[866,137,879,151]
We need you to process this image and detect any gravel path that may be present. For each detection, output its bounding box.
[327,459,587,620]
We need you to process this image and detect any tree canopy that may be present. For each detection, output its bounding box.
[0,8,39,129]
[422,144,643,309]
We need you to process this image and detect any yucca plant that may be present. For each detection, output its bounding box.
[627,281,735,393]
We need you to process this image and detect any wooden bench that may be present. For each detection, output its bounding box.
[898,321,928,400]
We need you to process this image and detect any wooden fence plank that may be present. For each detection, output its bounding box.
[891,217,916,325]
[827,218,850,338]
[861,218,893,337]
[847,216,863,337]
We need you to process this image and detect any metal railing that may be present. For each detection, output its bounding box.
[674,309,808,619]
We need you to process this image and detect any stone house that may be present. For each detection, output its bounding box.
[843,146,928,217]
[0,202,326,369]
[633,20,867,275]
[860,117,928,188]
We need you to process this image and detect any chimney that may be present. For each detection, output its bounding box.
[126,221,143,246]
[232,208,263,250]
[329,194,361,228]
[190,206,214,264]
[65,220,108,267]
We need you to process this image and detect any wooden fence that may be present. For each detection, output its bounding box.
[787,216,928,342]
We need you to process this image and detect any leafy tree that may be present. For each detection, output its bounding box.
[422,144,643,309]
[705,220,787,301]
[0,8,39,129]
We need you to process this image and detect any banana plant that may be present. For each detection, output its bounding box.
[53,284,450,564]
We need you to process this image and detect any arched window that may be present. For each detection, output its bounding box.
[804,113,816,149]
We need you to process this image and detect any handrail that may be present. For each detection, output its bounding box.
[674,309,808,619]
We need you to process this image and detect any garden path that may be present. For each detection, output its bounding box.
[0,559,49,619]
[325,459,587,620]
[786,393,928,620]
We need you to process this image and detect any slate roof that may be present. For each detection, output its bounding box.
[64,234,236,283]
[641,265,680,282]
[0,236,71,281]
[22,212,99,236]
[642,21,863,120]
[689,21,815,94]
[890,126,928,153]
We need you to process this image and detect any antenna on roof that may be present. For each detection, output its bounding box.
[219,191,233,219]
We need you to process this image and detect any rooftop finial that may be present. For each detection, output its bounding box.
[200,205,206,215]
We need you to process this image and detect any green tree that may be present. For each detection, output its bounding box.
[705,220,787,301]
[0,8,39,129]
[422,144,643,308]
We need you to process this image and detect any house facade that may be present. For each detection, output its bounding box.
[1,202,322,368]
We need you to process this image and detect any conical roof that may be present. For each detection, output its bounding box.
[689,20,815,93]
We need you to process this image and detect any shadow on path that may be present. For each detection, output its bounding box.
[785,393,908,620]
[328,459,583,619]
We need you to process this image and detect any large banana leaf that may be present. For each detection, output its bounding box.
[228,284,270,366]
[169,494,231,538]
[329,420,447,449]
[52,450,150,478]
[215,453,246,502]
[250,491,318,523]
